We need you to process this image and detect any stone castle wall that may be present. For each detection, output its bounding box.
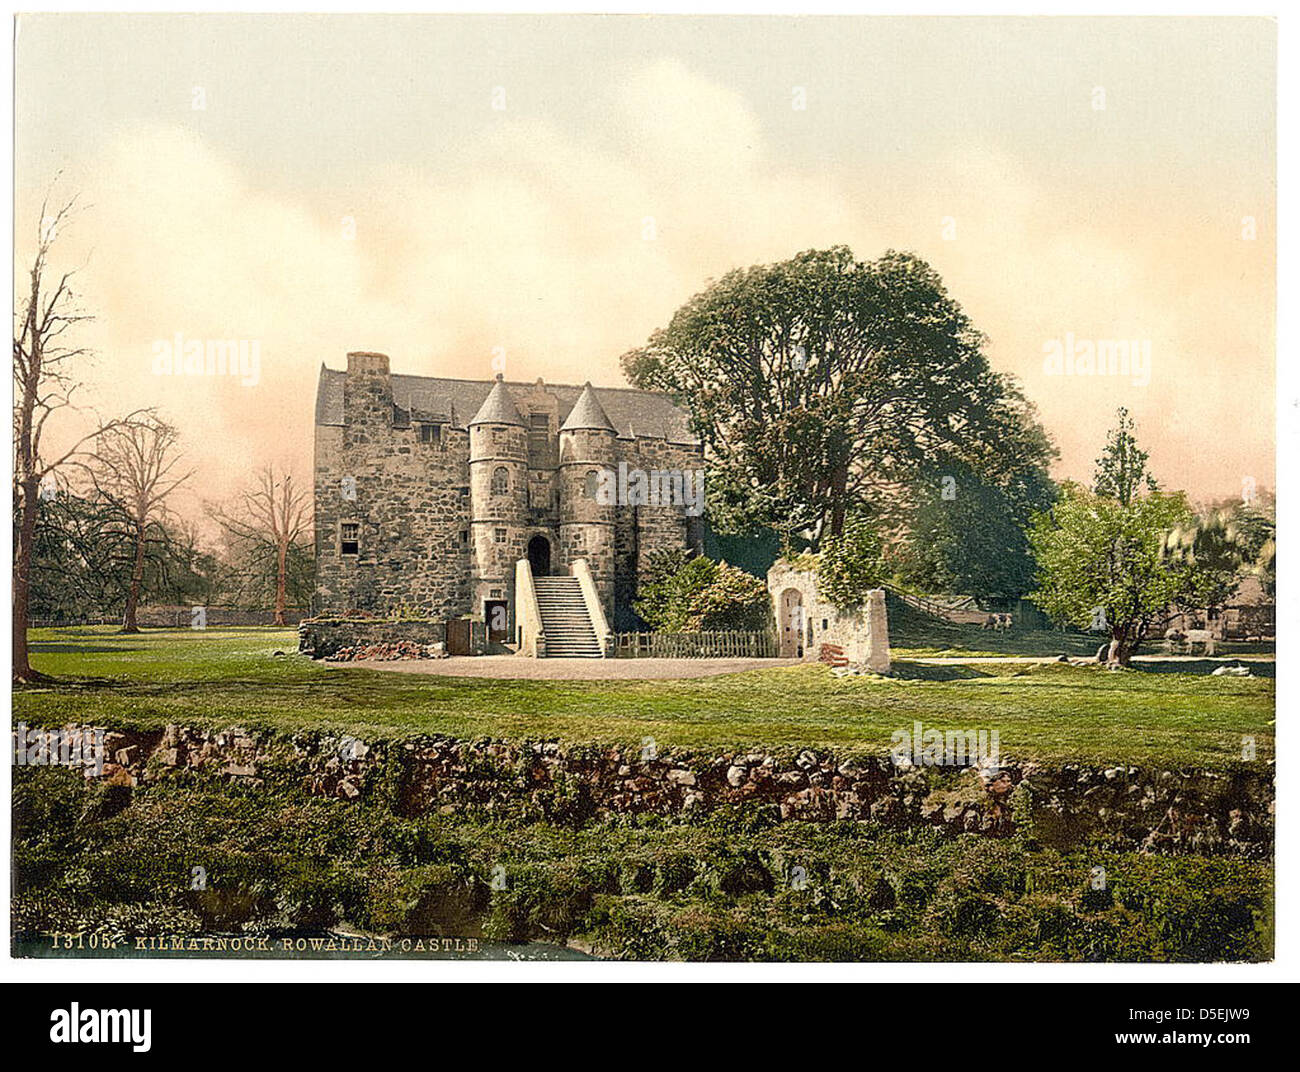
[314,353,473,618]
[314,354,703,625]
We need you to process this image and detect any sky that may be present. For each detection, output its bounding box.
[14,14,1276,529]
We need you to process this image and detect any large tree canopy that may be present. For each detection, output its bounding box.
[622,246,1055,548]
[898,459,1057,604]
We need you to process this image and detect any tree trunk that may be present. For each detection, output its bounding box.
[12,477,45,683]
[274,540,288,627]
[1106,625,1134,667]
[828,460,850,541]
[121,520,146,634]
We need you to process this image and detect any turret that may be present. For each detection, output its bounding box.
[558,383,617,616]
[468,375,528,618]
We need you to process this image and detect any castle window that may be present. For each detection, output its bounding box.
[340,521,360,557]
[460,530,468,545]
[494,527,506,544]
[418,423,441,445]
[584,469,599,499]
[491,467,510,495]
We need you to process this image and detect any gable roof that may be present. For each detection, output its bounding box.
[315,365,699,445]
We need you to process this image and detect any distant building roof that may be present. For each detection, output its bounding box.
[1227,574,1272,607]
[315,365,699,445]
[560,382,617,433]
[468,375,525,427]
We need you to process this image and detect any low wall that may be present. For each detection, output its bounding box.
[79,724,1273,858]
[297,619,449,659]
[33,607,307,628]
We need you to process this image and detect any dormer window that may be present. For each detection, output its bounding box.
[418,423,441,445]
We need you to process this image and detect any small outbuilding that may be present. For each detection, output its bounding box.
[766,560,890,673]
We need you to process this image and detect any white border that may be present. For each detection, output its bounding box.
[2,1,1290,985]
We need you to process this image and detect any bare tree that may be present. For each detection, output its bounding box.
[214,467,312,625]
[90,417,191,633]
[12,187,136,681]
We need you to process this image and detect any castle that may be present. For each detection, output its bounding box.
[313,352,704,643]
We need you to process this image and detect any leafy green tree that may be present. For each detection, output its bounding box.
[634,549,771,631]
[25,487,218,620]
[1028,484,1238,666]
[816,517,886,610]
[898,461,1056,603]
[621,246,1055,547]
[1033,410,1250,665]
[1093,407,1158,506]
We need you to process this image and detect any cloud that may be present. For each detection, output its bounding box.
[17,58,1274,538]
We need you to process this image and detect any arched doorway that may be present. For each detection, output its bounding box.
[779,588,804,658]
[527,535,552,577]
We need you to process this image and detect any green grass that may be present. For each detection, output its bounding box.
[884,594,1276,660]
[17,626,1274,768]
[884,594,1100,658]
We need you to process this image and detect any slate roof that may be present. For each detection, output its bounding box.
[468,376,525,427]
[315,365,700,445]
[559,383,617,433]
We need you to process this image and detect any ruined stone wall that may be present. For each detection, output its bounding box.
[314,354,473,617]
[297,618,449,659]
[767,562,890,672]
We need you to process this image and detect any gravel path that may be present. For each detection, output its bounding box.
[325,652,1273,679]
[326,655,802,680]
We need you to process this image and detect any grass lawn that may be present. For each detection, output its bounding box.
[16,626,1273,769]
[883,594,1276,660]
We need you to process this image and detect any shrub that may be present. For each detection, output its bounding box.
[634,550,771,632]
[816,517,885,610]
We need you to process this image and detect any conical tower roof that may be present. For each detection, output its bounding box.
[468,375,524,427]
[560,382,616,433]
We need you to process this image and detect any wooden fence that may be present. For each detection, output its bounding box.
[612,630,778,659]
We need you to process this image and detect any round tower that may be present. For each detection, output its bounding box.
[468,375,528,621]
[558,383,617,616]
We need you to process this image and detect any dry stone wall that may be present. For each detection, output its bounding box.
[71,724,1274,858]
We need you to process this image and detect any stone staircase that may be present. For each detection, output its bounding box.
[533,576,604,657]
